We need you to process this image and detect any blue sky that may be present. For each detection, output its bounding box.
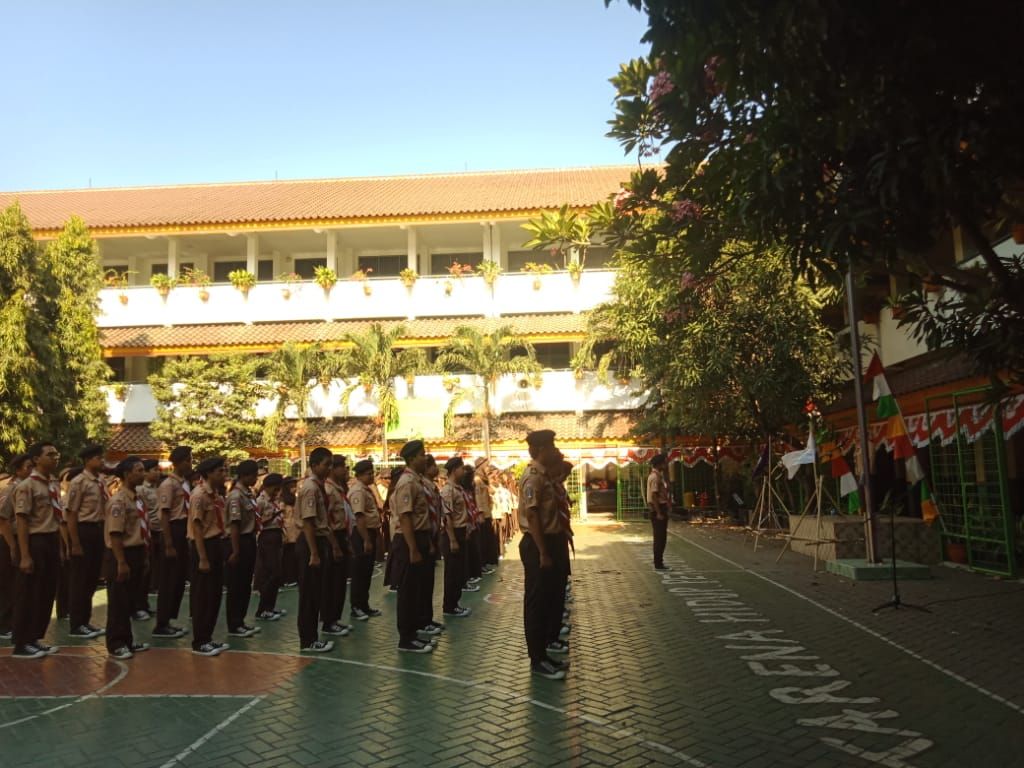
[1,1,649,191]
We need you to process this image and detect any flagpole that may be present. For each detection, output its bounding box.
[844,268,878,563]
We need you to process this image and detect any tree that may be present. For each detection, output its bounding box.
[45,216,111,454]
[436,325,541,459]
[262,342,335,471]
[336,323,428,462]
[149,355,267,461]
[604,1,1024,378]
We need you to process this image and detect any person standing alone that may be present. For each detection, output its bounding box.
[647,454,671,572]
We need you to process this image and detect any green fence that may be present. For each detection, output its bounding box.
[616,462,650,521]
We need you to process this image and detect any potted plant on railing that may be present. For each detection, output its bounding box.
[314,265,338,297]
[399,267,418,289]
[277,271,302,300]
[112,382,131,402]
[104,269,134,305]
[477,259,501,288]
[523,262,554,290]
[442,373,460,393]
[228,269,256,299]
[444,261,472,296]
[352,267,374,296]
[150,273,177,299]
[567,260,584,284]
[181,266,212,302]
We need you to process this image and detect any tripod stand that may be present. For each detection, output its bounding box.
[873,494,930,613]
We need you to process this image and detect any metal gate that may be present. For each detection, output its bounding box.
[926,388,1016,577]
[567,463,586,521]
[616,462,650,521]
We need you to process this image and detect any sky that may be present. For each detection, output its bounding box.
[1,1,649,191]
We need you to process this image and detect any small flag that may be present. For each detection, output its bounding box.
[781,432,817,479]
[920,480,939,525]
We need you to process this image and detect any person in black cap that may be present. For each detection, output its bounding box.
[254,473,286,620]
[322,455,352,638]
[104,457,151,660]
[647,454,672,572]
[348,459,382,620]
[280,476,299,587]
[154,446,192,639]
[440,457,470,618]
[138,460,162,617]
[390,440,434,653]
[518,430,568,680]
[295,447,335,653]
[66,443,108,639]
[189,456,229,656]
[225,460,261,638]
[418,455,444,638]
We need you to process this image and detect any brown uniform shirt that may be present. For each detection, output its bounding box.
[227,484,258,535]
[157,473,189,522]
[256,492,283,531]
[518,461,560,536]
[474,475,493,519]
[137,481,160,531]
[0,480,16,524]
[393,469,431,532]
[348,478,380,529]
[646,470,671,509]
[105,487,146,548]
[14,472,62,535]
[297,477,331,537]
[189,481,225,540]
[440,481,469,528]
[66,470,107,524]
[324,479,348,534]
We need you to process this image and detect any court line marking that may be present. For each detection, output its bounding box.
[0,658,128,731]
[158,696,263,768]
[669,527,1024,717]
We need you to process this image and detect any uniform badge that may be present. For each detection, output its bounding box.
[112,507,123,518]
[526,487,535,501]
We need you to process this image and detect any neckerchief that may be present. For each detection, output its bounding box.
[32,471,63,522]
[134,494,152,544]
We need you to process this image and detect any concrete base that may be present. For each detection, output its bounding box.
[827,558,932,581]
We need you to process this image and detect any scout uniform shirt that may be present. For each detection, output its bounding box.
[392,469,431,532]
[157,473,190,523]
[324,479,350,535]
[105,486,146,549]
[646,469,671,512]
[439,480,469,529]
[517,461,560,536]
[421,476,441,535]
[189,480,225,540]
[474,474,493,520]
[227,483,258,535]
[348,478,380,530]
[66,469,107,524]
[297,476,331,537]
[13,472,62,535]
[256,491,283,531]
[136,481,160,533]
[0,479,17,526]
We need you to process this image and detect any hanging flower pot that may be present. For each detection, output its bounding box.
[1013,223,1024,245]
[532,277,542,291]
[118,293,129,306]
[404,374,415,388]
[444,279,454,296]
[198,288,210,302]
[363,282,373,297]
[281,287,292,300]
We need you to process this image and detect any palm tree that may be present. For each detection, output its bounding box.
[263,342,334,472]
[336,323,428,462]
[437,325,542,459]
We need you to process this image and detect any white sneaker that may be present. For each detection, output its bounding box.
[109,646,134,660]
[462,583,480,593]
[301,640,334,653]
[192,643,220,657]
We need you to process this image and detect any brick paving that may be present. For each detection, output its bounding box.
[1,521,1021,767]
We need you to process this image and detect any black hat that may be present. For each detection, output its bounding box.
[282,476,298,486]
[195,457,226,476]
[142,459,159,471]
[400,440,425,461]
[236,459,259,477]
[332,455,348,468]
[169,446,192,463]
[115,456,143,478]
[525,430,556,448]
[262,473,284,488]
[651,453,668,468]
[79,444,104,461]
[353,459,374,475]
[444,456,464,473]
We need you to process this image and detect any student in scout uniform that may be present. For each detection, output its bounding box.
[381,466,405,593]
[139,460,162,608]
[295,447,335,653]
[348,459,382,621]
[189,456,229,657]
[280,476,299,587]
[646,453,671,572]
[473,458,498,573]
[11,442,63,659]
[226,460,261,638]
[418,456,444,638]
[440,457,470,618]
[322,455,352,638]
[0,455,32,642]
[545,458,574,656]
[154,446,192,639]
[518,430,568,680]
[254,473,286,620]
[65,444,108,639]
[104,457,152,660]
[459,467,483,591]
[55,466,78,623]
[391,440,435,653]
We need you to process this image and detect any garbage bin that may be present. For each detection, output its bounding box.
[683,491,696,510]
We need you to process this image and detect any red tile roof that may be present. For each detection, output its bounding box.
[109,410,639,456]
[100,313,586,352]
[1,166,634,234]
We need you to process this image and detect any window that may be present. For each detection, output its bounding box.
[213,260,246,282]
[533,343,572,370]
[430,252,482,276]
[586,246,613,269]
[507,250,559,272]
[104,264,129,281]
[106,357,126,382]
[258,259,274,281]
[151,263,194,278]
[293,257,327,279]
[358,254,405,277]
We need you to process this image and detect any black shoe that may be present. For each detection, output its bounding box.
[531,659,566,680]
[69,625,100,639]
[398,640,433,654]
[654,564,672,572]
[300,640,334,653]
[12,644,46,659]
[130,642,150,653]
[546,640,569,655]
[34,642,59,655]
[152,625,186,638]
[365,607,382,617]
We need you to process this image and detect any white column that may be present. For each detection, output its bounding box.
[481,222,492,262]
[246,233,259,276]
[326,231,338,275]
[406,227,418,272]
[126,254,139,285]
[167,237,179,278]
[491,223,502,266]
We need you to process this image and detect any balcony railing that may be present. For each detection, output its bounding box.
[97,270,617,327]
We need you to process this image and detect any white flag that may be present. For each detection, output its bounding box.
[780,432,817,480]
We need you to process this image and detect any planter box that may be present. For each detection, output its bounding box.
[786,514,941,564]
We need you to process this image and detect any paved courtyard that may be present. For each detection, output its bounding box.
[2,521,1022,767]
